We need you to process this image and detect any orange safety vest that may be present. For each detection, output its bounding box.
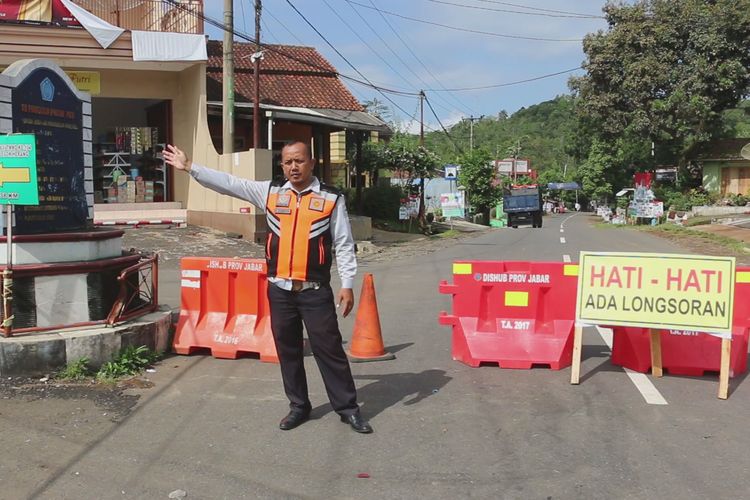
[265,181,341,283]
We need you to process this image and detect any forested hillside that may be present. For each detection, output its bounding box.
[424,95,578,177]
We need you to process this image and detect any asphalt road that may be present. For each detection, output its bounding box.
[3,213,749,499]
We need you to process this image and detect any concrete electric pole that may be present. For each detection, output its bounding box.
[465,115,482,150]
[222,0,234,154]
[253,0,262,150]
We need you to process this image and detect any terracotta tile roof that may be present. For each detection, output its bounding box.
[206,40,363,111]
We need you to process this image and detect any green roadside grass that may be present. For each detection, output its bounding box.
[642,224,750,254]
[594,220,749,254]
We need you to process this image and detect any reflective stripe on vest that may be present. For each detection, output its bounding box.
[265,185,339,282]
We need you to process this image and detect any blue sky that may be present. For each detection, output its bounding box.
[204,1,609,132]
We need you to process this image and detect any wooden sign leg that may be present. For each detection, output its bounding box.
[649,329,663,378]
[718,337,731,400]
[570,325,583,385]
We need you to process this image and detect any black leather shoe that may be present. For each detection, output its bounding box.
[279,411,310,431]
[340,412,373,434]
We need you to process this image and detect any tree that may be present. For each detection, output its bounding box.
[346,136,385,186]
[380,134,440,227]
[570,0,750,173]
[456,148,499,223]
[362,98,393,125]
[577,140,615,204]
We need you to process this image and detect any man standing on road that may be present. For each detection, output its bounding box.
[163,141,373,434]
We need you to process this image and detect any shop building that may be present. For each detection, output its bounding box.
[0,1,388,242]
[697,139,750,195]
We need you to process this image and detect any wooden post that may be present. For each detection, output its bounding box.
[570,325,583,384]
[649,329,663,378]
[718,337,731,400]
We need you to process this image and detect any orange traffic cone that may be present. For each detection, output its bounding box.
[347,273,395,362]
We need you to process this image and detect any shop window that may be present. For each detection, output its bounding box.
[93,127,167,204]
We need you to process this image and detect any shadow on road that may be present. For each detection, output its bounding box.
[579,344,620,383]
[312,369,452,420]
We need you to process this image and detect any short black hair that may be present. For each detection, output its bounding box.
[281,140,312,159]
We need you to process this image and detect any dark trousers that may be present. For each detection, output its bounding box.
[267,283,358,416]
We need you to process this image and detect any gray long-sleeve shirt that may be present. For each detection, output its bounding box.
[189,163,357,289]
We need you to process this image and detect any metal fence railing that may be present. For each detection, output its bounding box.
[106,252,159,324]
[71,0,204,34]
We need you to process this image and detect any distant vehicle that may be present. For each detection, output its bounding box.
[503,185,543,228]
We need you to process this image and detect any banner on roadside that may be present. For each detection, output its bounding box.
[440,192,463,218]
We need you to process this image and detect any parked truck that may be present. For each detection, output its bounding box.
[503,185,543,228]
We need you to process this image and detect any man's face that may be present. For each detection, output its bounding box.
[281,143,315,190]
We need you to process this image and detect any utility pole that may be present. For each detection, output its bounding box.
[419,90,425,146]
[511,138,520,182]
[418,90,425,226]
[465,115,482,150]
[253,0,262,150]
[222,0,234,154]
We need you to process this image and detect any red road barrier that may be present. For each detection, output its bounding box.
[439,261,579,369]
[610,267,750,377]
[611,328,748,377]
[173,257,278,362]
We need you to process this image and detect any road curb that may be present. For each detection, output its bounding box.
[0,308,173,376]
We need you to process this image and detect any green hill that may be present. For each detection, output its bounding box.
[425,95,578,176]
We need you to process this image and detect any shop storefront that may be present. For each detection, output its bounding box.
[91,98,171,204]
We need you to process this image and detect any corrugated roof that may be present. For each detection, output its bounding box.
[206,40,363,111]
[694,139,750,160]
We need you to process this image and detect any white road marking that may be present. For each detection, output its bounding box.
[560,237,566,244]
[559,213,578,231]
[595,326,668,405]
[560,228,564,233]
[563,254,571,263]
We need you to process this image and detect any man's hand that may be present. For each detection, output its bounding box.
[337,288,354,317]
[163,144,191,172]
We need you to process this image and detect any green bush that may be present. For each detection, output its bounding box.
[57,357,92,380]
[362,185,405,221]
[685,188,717,208]
[96,345,161,381]
[654,186,718,211]
[726,193,749,206]
[340,187,355,212]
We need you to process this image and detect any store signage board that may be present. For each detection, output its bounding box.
[0,1,80,26]
[576,251,735,336]
[0,134,38,205]
[65,71,100,95]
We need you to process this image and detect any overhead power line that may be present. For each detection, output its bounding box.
[284,0,430,126]
[362,0,478,118]
[264,6,307,45]
[425,67,582,91]
[473,0,604,19]
[426,0,604,19]
[344,0,584,42]
[321,0,418,95]
[164,0,422,98]
[424,94,464,154]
